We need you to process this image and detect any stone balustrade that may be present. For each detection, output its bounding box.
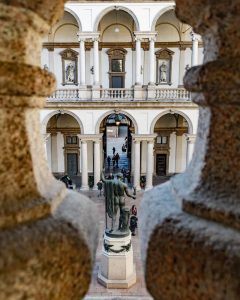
[155,87,191,101]
[47,87,191,102]
[100,88,134,101]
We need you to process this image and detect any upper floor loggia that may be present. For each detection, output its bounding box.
[41,1,203,102]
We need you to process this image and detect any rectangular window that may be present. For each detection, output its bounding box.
[66,136,77,144]
[157,136,168,144]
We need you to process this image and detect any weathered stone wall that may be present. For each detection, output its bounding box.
[0,1,99,299]
[140,0,240,299]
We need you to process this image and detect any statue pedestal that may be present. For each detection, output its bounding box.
[97,231,136,288]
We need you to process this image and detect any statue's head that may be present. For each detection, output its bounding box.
[116,173,123,179]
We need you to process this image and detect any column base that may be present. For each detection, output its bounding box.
[80,186,89,191]
[98,232,136,289]
[145,185,153,191]
[92,185,98,191]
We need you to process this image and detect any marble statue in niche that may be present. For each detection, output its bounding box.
[159,61,168,82]
[65,62,75,83]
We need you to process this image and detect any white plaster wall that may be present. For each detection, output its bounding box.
[41,49,49,68]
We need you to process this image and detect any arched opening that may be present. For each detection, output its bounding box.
[153,112,189,180]
[97,9,138,88]
[94,6,140,32]
[46,112,81,182]
[99,112,136,178]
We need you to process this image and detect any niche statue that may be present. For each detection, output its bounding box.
[101,170,136,237]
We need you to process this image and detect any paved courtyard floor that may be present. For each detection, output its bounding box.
[80,190,153,300]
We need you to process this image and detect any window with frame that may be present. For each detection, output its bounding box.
[156,136,168,144]
[66,136,78,145]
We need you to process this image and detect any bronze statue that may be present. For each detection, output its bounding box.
[101,170,136,236]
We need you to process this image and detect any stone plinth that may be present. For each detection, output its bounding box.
[98,231,136,288]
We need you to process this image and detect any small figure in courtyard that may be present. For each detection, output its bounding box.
[107,155,111,169]
[129,205,138,236]
[159,61,168,83]
[112,155,116,167]
[112,147,116,155]
[97,180,103,197]
[126,169,131,184]
[122,144,126,152]
[115,152,120,168]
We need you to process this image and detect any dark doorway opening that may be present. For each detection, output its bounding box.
[156,154,167,176]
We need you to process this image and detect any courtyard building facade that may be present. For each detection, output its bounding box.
[40,1,203,190]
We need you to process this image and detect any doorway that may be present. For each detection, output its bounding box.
[156,154,167,176]
[67,153,78,175]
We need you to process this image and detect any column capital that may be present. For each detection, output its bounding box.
[77,32,100,42]
[190,31,201,42]
[134,31,157,41]
[186,134,196,143]
[78,134,102,142]
[132,134,157,143]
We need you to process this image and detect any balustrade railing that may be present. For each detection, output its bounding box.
[47,87,191,102]
[48,89,79,101]
[155,88,191,101]
[100,88,134,101]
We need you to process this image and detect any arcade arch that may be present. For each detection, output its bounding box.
[94,6,140,32]
[45,112,81,177]
[98,112,136,174]
[153,112,191,176]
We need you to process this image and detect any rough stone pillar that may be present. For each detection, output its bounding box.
[0,2,98,299]
[140,1,240,299]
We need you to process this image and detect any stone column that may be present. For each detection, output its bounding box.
[145,140,154,190]
[93,37,100,86]
[135,37,142,86]
[79,38,86,86]
[43,133,52,169]
[178,45,186,86]
[148,37,156,85]
[191,32,199,66]
[56,132,64,173]
[93,139,101,190]
[141,1,240,299]
[48,48,54,73]
[133,140,141,191]
[80,140,89,190]
[0,2,98,299]
[168,131,177,173]
[186,134,196,165]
